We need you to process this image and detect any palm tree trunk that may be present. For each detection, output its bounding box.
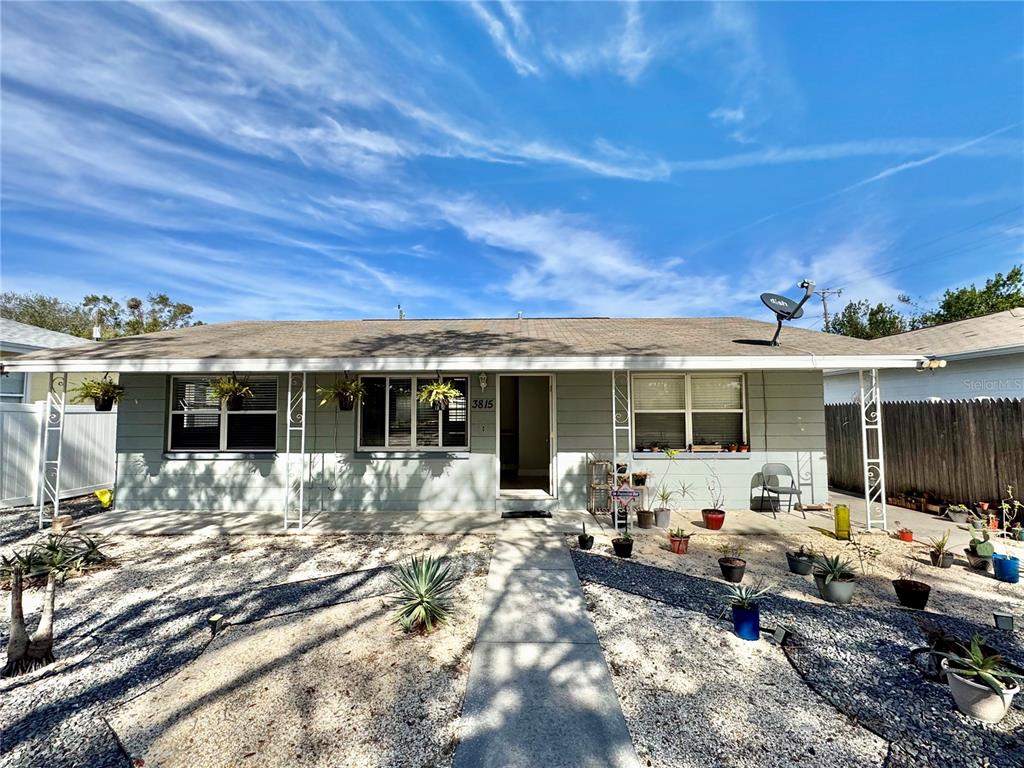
[24,572,58,669]
[2,565,31,678]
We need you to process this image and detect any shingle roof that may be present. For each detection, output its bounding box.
[10,316,914,362]
[0,318,92,351]
[865,307,1024,356]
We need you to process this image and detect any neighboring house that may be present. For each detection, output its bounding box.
[5,317,930,524]
[0,317,96,403]
[824,307,1024,403]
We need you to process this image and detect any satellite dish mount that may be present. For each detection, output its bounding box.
[760,280,816,346]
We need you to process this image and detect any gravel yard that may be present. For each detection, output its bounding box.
[571,525,1024,768]
[0,506,492,768]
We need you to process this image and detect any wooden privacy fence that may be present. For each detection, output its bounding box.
[0,404,117,508]
[826,399,1024,503]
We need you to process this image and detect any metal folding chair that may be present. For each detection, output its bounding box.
[758,463,804,518]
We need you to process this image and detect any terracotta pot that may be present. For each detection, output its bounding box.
[977,501,990,512]
[702,509,725,531]
[897,530,914,542]
[669,535,690,555]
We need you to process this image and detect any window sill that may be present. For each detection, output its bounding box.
[355,451,472,460]
[163,451,277,461]
[632,452,752,460]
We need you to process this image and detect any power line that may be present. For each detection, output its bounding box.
[813,287,843,328]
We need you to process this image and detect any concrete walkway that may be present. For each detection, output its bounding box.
[453,532,639,768]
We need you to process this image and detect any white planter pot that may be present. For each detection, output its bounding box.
[654,507,672,528]
[945,666,1019,723]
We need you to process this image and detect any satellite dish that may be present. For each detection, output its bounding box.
[760,280,815,346]
[760,293,805,320]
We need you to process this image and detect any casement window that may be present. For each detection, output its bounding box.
[168,376,278,452]
[358,376,469,451]
[0,372,28,403]
[632,374,746,451]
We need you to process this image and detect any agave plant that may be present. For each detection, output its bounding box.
[940,634,1023,696]
[928,530,951,556]
[390,556,457,633]
[720,580,771,609]
[812,554,857,584]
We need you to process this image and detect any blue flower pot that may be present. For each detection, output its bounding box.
[992,553,1020,584]
[732,604,760,641]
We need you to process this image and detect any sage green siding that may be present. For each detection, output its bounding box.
[113,369,828,515]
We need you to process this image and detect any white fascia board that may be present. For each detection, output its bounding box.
[2,354,928,373]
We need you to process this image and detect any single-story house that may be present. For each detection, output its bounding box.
[5,317,932,528]
[825,307,1024,403]
[0,317,96,403]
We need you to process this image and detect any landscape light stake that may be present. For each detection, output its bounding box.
[993,613,1014,632]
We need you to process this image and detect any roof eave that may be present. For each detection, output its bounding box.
[2,354,929,374]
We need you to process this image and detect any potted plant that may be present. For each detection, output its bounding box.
[785,545,815,575]
[716,543,746,583]
[635,507,655,529]
[668,528,691,554]
[630,471,650,487]
[992,552,1020,584]
[812,554,857,604]
[964,530,995,572]
[999,486,1023,531]
[945,503,971,524]
[417,379,462,411]
[939,634,1022,724]
[700,464,727,530]
[316,378,366,411]
[611,529,634,558]
[976,501,990,513]
[71,375,125,411]
[894,521,913,542]
[210,374,253,410]
[737,443,750,453]
[577,522,594,551]
[927,531,954,568]
[652,485,675,528]
[720,581,770,641]
[891,563,931,610]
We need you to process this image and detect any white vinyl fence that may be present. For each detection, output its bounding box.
[0,403,117,507]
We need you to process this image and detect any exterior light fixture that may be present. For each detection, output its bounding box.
[994,612,1014,631]
[917,359,947,370]
[208,613,224,637]
[479,372,488,391]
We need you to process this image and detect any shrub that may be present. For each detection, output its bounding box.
[390,556,456,633]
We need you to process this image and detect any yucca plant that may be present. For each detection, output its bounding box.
[940,634,1022,696]
[390,556,457,633]
[812,554,857,584]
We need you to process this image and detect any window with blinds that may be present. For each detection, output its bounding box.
[359,376,469,450]
[169,376,278,451]
[632,374,745,450]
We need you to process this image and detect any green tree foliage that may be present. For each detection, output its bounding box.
[911,266,1023,328]
[824,300,908,340]
[825,265,1023,339]
[0,292,202,339]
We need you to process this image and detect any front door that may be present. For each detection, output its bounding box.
[498,375,552,495]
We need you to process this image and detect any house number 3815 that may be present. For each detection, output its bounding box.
[472,399,494,410]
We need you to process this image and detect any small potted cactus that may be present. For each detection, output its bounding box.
[964,530,995,572]
[611,529,634,558]
[668,528,691,555]
[894,521,913,542]
[577,522,594,551]
[716,542,746,583]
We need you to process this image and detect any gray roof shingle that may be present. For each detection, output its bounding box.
[0,317,92,351]
[865,307,1024,356]
[9,316,922,362]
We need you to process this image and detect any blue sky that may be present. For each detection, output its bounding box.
[1,2,1022,328]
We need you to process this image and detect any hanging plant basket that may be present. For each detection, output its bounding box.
[70,375,124,412]
[210,374,253,411]
[93,396,115,412]
[417,380,462,412]
[317,379,365,411]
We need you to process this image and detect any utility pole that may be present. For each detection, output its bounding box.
[815,288,843,329]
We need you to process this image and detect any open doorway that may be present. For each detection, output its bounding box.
[498,375,552,495]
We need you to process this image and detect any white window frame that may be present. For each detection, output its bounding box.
[0,371,28,403]
[631,373,746,450]
[357,374,470,452]
[167,375,279,452]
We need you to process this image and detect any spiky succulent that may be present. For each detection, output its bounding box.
[812,554,857,584]
[940,634,1023,696]
[720,581,771,609]
[390,555,457,633]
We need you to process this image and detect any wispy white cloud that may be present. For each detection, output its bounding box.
[468,0,539,76]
